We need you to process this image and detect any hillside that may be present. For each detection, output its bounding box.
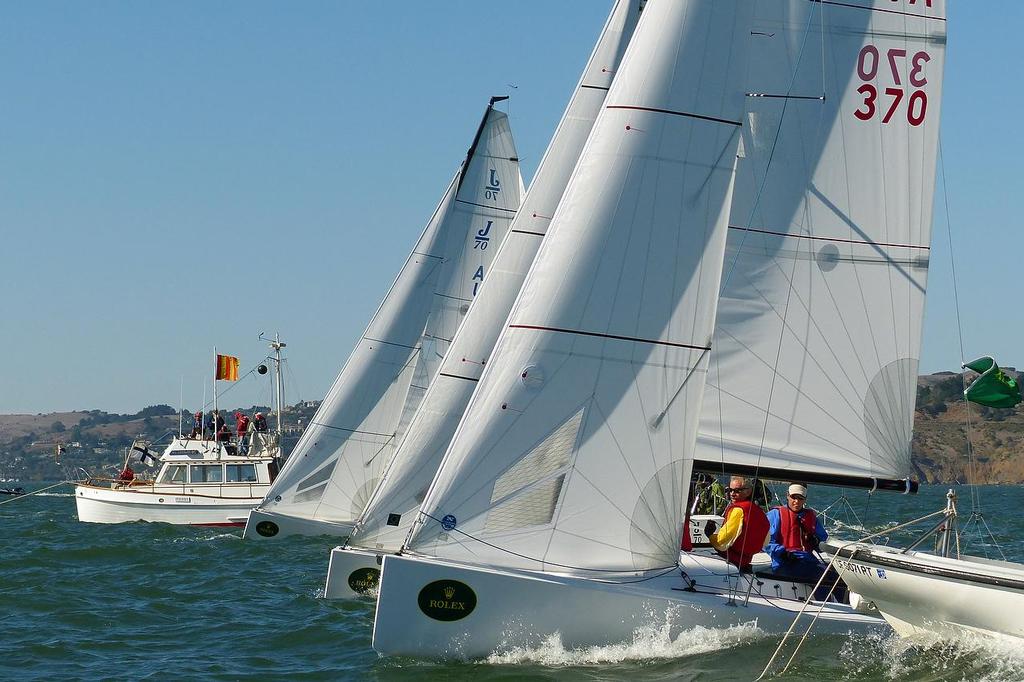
[1,371,1021,483]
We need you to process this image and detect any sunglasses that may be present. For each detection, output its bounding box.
[726,487,750,493]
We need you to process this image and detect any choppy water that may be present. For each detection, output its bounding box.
[2,484,1022,681]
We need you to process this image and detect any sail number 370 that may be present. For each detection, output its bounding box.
[854,45,931,126]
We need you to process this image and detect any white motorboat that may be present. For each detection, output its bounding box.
[371,0,946,658]
[75,433,282,526]
[75,334,289,526]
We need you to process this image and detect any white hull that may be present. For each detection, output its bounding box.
[75,484,261,526]
[324,546,384,598]
[372,553,884,659]
[827,542,1024,641]
[242,508,355,540]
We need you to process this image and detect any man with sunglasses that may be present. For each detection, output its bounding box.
[765,483,828,579]
[709,476,770,572]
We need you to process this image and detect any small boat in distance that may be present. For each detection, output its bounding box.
[75,335,289,526]
[0,486,25,496]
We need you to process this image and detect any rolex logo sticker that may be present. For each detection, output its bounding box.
[255,521,279,537]
[347,567,380,595]
[417,579,477,621]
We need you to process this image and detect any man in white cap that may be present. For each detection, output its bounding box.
[765,483,828,579]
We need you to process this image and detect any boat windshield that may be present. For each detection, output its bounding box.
[226,464,257,483]
[159,465,187,484]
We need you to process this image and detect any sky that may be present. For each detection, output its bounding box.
[0,1,1019,415]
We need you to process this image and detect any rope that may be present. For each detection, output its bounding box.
[0,481,72,506]
[756,507,947,680]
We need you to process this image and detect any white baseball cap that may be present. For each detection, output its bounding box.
[788,484,808,498]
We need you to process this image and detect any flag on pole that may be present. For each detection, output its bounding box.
[963,356,1022,408]
[216,354,240,381]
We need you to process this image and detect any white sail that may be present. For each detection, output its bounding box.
[696,0,947,488]
[256,103,522,529]
[351,0,643,552]
[407,0,754,573]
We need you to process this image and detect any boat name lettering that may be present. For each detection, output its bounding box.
[474,221,493,250]
[417,580,477,621]
[175,497,191,503]
[854,44,931,127]
[835,559,873,576]
[484,169,501,200]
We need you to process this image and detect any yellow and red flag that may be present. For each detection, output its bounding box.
[216,354,239,381]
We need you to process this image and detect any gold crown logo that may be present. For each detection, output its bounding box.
[443,585,455,600]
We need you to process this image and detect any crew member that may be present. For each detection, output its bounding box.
[235,411,250,454]
[117,464,135,486]
[709,475,770,571]
[766,483,828,579]
[253,412,268,432]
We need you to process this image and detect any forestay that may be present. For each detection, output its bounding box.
[258,103,522,526]
[408,0,755,574]
[696,0,946,489]
[351,0,643,552]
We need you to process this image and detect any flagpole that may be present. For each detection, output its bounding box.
[201,380,207,440]
[213,345,218,430]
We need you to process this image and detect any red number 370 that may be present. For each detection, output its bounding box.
[854,45,930,126]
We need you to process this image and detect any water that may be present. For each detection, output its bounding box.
[2,485,1022,681]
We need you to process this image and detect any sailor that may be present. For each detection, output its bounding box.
[709,476,770,572]
[253,412,268,433]
[766,484,828,580]
[190,410,203,438]
[235,411,251,454]
[117,464,135,486]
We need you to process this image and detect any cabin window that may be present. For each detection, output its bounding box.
[226,464,257,483]
[190,464,223,483]
[159,465,187,483]
[167,450,203,459]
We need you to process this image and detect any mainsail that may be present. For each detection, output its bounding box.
[350,0,643,552]
[407,0,755,573]
[255,101,522,531]
[695,0,947,491]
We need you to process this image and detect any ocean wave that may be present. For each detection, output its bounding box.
[485,621,765,666]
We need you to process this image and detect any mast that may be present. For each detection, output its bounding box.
[261,332,287,435]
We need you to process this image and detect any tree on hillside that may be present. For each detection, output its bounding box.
[50,421,66,433]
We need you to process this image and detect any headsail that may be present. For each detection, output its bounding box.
[695,0,947,492]
[407,0,755,573]
[350,0,643,552]
[255,101,522,530]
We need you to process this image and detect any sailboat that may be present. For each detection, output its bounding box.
[243,99,523,540]
[323,0,644,599]
[826,360,1024,641]
[371,0,946,658]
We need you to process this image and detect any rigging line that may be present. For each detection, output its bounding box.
[416,512,678,576]
[939,142,978,514]
[649,347,710,429]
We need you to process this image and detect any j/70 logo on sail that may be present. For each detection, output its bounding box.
[417,579,477,621]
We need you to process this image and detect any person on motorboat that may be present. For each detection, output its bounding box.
[253,412,268,432]
[709,476,770,572]
[766,484,828,578]
[117,464,135,487]
[235,411,251,454]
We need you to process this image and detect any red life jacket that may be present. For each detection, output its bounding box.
[723,499,770,569]
[776,505,819,552]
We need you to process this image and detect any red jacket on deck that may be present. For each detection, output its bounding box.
[721,499,770,569]
[776,505,819,552]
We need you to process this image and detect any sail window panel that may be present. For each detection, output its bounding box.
[484,475,566,533]
[293,481,329,504]
[490,409,584,503]
[295,459,338,494]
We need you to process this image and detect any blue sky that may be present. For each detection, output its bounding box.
[0,1,1018,414]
